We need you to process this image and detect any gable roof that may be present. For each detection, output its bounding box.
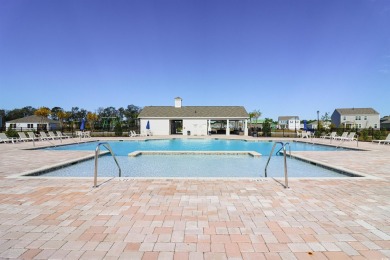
[6,115,59,124]
[335,108,379,115]
[278,116,299,121]
[138,106,248,119]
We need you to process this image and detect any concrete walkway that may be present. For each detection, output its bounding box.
[0,136,389,259]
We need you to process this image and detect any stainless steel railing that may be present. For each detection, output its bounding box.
[94,142,122,188]
[264,142,291,188]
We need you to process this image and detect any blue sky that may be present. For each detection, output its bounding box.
[0,0,389,120]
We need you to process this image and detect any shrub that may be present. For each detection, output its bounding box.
[5,127,18,138]
[114,122,123,136]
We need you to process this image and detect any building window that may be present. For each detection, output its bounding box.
[10,124,16,129]
[355,115,361,120]
[374,124,377,129]
[364,116,367,120]
[27,124,33,128]
[358,124,361,128]
[343,116,346,120]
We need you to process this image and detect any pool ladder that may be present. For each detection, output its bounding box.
[264,142,291,188]
[94,142,122,188]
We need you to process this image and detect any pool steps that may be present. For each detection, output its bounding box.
[128,150,261,157]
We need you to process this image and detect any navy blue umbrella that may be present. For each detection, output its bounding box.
[146,120,150,130]
[303,120,307,131]
[80,118,86,131]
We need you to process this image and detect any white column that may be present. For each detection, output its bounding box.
[226,119,230,135]
[244,119,248,136]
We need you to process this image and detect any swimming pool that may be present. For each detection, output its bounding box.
[47,138,345,156]
[36,139,357,178]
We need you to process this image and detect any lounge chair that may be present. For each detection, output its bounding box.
[342,132,357,141]
[372,133,390,145]
[39,132,55,140]
[301,131,311,138]
[18,132,34,142]
[0,133,17,143]
[48,131,60,139]
[27,132,40,141]
[129,131,139,137]
[334,132,348,140]
[320,132,337,139]
[56,132,71,139]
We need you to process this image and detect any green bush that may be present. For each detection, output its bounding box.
[360,129,369,141]
[5,127,18,138]
[262,120,272,137]
[114,122,123,136]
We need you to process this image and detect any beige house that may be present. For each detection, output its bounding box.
[331,108,380,129]
[138,98,249,136]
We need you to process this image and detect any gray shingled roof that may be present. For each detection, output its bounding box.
[7,115,59,124]
[335,108,379,115]
[138,106,248,118]
[278,116,299,121]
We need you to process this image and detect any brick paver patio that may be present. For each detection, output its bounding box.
[0,136,389,259]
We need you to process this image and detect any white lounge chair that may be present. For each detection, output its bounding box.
[129,131,139,137]
[334,132,348,140]
[48,131,61,139]
[39,132,55,140]
[18,132,34,142]
[27,132,40,141]
[342,132,357,141]
[301,131,311,138]
[320,132,337,139]
[372,133,390,145]
[0,133,17,143]
[56,132,71,139]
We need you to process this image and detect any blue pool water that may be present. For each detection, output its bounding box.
[38,139,355,178]
[47,139,343,156]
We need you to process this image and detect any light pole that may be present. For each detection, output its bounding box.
[317,111,320,135]
[295,117,297,137]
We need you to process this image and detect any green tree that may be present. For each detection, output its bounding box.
[114,121,123,136]
[262,118,273,137]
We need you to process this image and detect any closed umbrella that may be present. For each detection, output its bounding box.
[80,118,86,131]
[146,120,151,136]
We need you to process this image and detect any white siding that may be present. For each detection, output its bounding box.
[140,119,170,135]
[183,119,208,136]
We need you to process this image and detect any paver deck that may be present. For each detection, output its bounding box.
[0,136,389,259]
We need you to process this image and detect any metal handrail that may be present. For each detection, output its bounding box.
[94,142,122,187]
[264,142,290,188]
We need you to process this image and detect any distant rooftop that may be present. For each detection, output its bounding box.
[138,106,248,118]
[335,108,379,115]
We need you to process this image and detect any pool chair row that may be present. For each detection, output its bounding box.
[372,133,390,145]
[20,131,73,142]
[320,132,357,141]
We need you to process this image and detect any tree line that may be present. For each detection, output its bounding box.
[0,105,142,131]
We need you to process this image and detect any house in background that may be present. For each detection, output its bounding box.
[331,108,380,129]
[380,116,390,130]
[306,121,331,130]
[138,97,249,136]
[277,116,300,130]
[6,115,60,131]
